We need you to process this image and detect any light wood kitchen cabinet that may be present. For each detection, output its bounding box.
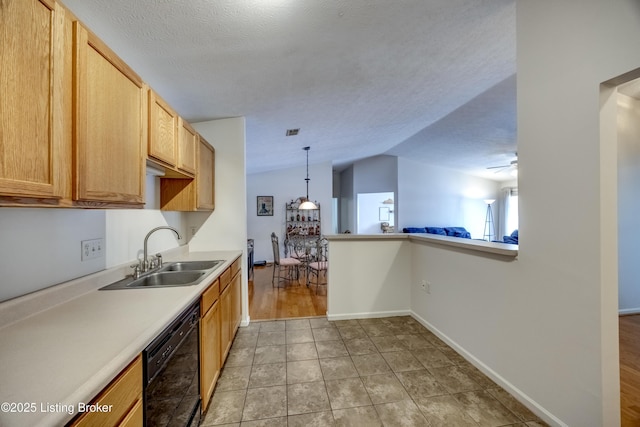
[231,261,242,337]
[71,355,143,427]
[196,136,216,210]
[177,118,197,176]
[219,274,233,365]
[200,290,221,412]
[73,22,146,207]
[159,135,215,211]
[148,89,178,169]
[0,0,67,204]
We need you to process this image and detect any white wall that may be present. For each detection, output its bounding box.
[339,166,354,233]
[246,161,333,262]
[0,174,190,302]
[397,157,499,239]
[510,1,640,424]
[327,238,412,319]
[356,192,394,234]
[618,93,640,313]
[190,118,249,325]
[0,208,105,302]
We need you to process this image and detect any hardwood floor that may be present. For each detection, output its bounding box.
[248,264,327,320]
[621,314,640,426]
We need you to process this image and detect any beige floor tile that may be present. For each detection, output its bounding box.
[374,399,429,426]
[487,387,542,422]
[438,346,467,364]
[241,417,287,427]
[319,356,359,380]
[371,335,406,352]
[287,359,323,384]
[395,334,432,351]
[286,328,315,344]
[333,319,360,328]
[202,389,246,425]
[333,406,383,427]
[225,346,255,367]
[242,386,287,421]
[361,323,395,337]
[413,394,477,427]
[428,365,483,394]
[286,342,318,361]
[361,373,410,404]
[395,369,447,400]
[344,338,378,356]
[285,318,311,330]
[253,345,286,365]
[248,362,286,388]
[380,350,424,372]
[351,353,391,376]
[216,365,251,391]
[410,347,454,369]
[310,317,336,329]
[337,325,368,340]
[454,390,520,426]
[232,332,258,349]
[287,410,335,426]
[257,331,286,347]
[259,321,286,332]
[313,327,342,341]
[325,378,372,410]
[287,381,331,415]
[316,340,350,358]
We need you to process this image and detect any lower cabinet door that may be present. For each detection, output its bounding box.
[200,299,220,411]
[231,272,242,337]
[220,284,232,365]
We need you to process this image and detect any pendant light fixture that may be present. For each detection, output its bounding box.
[299,146,318,210]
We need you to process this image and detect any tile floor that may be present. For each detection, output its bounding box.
[200,316,549,427]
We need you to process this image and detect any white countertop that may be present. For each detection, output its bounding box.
[326,233,518,258]
[0,249,242,427]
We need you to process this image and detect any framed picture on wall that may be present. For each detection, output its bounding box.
[257,196,274,216]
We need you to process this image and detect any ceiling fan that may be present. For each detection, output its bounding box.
[487,154,518,176]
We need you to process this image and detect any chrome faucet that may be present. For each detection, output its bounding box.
[142,226,181,273]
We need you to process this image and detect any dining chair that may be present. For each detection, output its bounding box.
[271,232,302,287]
[307,237,328,294]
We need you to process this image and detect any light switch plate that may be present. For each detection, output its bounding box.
[81,238,104,261]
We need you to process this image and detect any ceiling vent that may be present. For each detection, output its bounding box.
[286,128,300,136]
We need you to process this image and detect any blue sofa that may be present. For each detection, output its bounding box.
[402,226,471,239]
[502,229,518,244]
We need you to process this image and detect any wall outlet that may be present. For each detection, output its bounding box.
[81,238,104,261]
[420,279,431,294]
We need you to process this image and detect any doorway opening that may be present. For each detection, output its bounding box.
[602,67,640,426]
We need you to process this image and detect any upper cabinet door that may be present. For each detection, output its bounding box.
[177,118,197,176]
[0,0,64,200]
[148,90,178,168]
[197,136,215,211]
[73,22,146,206]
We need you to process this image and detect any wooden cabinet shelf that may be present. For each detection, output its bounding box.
[160,136,215,211]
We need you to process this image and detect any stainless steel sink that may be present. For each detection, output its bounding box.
[127,271,205,288]
[100,259,224,290]
[159,260,223,272]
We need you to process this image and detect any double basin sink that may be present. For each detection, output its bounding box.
[100,260,224,290]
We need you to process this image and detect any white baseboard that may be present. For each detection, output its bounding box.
[619,307,640,316]
[240,316,250,327]
[327,309,411,321]
[409,311,567,427]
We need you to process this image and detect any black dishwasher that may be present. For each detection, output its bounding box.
[143,302,200,427]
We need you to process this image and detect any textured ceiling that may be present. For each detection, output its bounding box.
[61,0,517,181]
